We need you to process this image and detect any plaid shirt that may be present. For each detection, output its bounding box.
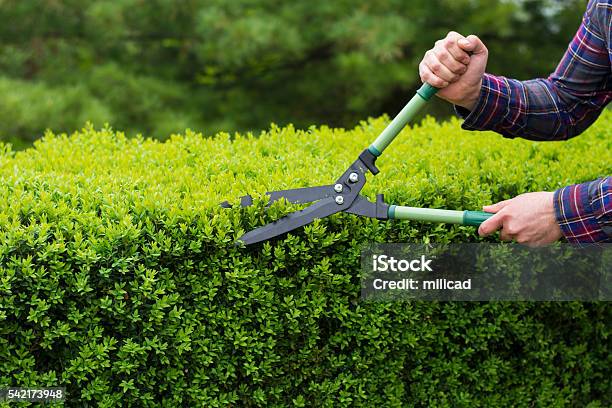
[457,0,611,243]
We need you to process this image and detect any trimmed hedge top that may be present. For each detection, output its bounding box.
[3,114,610,223]
[0,114,611,407]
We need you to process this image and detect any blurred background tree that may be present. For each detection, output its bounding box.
[0,0,586,147]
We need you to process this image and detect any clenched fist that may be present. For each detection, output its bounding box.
[478,192,564,247]
[419,31,488,111]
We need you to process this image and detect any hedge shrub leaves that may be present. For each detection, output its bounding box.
[0,113,610,406]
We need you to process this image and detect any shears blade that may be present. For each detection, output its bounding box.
[237,197,342,245]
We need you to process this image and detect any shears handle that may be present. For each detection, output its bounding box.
[367,83,438,157]
[388,206,494,226]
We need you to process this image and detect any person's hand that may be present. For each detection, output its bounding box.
[419,31,488,111]
[478,192,564,247]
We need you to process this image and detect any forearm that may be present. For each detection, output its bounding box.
[457,1,611,141]
[554,177,611,243]
[456,74,607,141]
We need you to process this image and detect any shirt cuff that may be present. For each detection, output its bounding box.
[454,74,515,138]
[553,180,609,243]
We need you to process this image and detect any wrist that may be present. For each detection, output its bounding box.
[457,78,483,111]
[456,74,512,134]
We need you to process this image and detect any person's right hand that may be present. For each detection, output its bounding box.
[419,31,488,111]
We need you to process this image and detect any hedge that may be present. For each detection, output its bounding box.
[0,113,610,407]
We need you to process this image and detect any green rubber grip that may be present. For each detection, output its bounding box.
[462,211,494,226]
[416,83,439,101]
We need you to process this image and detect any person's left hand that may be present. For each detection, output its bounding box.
[478,192,563,246]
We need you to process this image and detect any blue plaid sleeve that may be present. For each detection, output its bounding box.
[458,0,611,141]
[554,178,612,243]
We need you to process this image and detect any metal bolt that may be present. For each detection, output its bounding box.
[334,183,343,193]
[348,172,359,183]
[335,196,344,205]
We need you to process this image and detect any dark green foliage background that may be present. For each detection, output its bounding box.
[0,0,586,147]
[0,114,610,406]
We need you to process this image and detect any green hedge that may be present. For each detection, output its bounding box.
[0,113,610,407]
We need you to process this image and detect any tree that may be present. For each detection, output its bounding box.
[0,0,586,145]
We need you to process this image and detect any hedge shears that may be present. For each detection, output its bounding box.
[223,83,493,245]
